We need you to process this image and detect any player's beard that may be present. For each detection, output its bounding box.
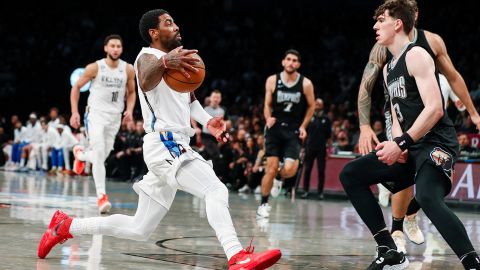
[284,67,297,75]
[107,53,120,61]
[162,33,182,51]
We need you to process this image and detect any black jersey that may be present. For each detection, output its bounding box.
[384,29,438,134]
[386,44,458,154]
[271,73,307,127]
[386,29,435,63]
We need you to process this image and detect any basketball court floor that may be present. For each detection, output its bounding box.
[0,170,478,269]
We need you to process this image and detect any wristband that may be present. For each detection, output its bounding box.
[393,132,414,151]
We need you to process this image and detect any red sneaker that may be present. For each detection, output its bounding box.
[73,145,86,175]
[37,210,73,258]
[228,241,281,270]
[98,194,112,214]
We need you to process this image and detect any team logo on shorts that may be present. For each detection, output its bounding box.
[430,147,453,178]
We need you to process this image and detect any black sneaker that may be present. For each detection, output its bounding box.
[367,246,409,270]
[462,252,480,269]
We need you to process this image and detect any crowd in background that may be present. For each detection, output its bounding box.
[1,87,478,195]
[1,1,480,192]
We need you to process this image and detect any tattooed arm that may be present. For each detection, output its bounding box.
[136,47,199,92]
[357,43,388,154]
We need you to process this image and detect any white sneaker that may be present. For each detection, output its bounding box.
[254,186,261,194]
[404,214,425,244]
[392,230,407,254]
[257,203,270,218]
[238,185,250,193]
[270,179,283,198]
[377,184,391,208]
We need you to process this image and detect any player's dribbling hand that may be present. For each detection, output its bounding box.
[164,46,200,79]
[70,112,81,129]
[359,125,380,155]
[207,116,230,143]
[375,141,402,166]
[266,117,276,129]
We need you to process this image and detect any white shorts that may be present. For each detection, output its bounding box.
[84,108,121,153]
[133,131,212,209]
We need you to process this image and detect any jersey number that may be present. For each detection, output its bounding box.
[284,102,293,112]
[112,91,119,102]
[393,103,404,123]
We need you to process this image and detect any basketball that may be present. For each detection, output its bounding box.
[163,53,205,93]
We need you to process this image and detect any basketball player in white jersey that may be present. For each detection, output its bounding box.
[38,10,281,270]
[69,34,136,213]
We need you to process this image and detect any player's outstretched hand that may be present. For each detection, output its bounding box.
[207,116,229,143]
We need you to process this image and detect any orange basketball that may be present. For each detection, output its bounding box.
[163,53,205,93]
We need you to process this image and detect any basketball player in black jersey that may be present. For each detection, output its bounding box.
[356,0,480,252]
[341,1,480,269]
[256,49,315,219]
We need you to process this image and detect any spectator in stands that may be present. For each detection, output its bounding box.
[458,115,478,134]
[18,113,42,171]
[36,120,60,171]
[0,127,7,166]
[335,130,353,152]
[48,107,60,127]
[193,90,226,160]
[458,132,479,156]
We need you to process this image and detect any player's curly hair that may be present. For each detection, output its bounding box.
[374,0,416,34]
[139,9,169,44]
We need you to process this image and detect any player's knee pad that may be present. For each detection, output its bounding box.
[205,184,229,208]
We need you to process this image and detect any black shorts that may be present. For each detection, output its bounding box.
[408,142,457,192]
[264,122,301,160]
[364,142,457,194]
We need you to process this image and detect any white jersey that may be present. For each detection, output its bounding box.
[55,131,78,149]
[88,58,128,113]
[48,118,60,128]
[41,127,60,147]
[134,47,194,136]
[14,127,27,143]
[439,73,465,111]
[24,121,42,143]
